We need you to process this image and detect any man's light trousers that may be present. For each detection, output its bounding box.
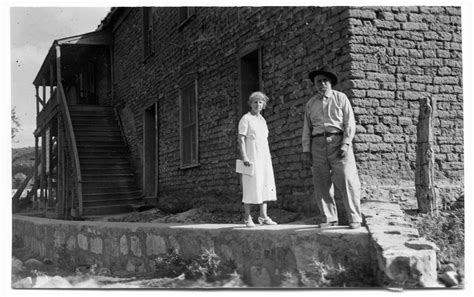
[311,134,362,224]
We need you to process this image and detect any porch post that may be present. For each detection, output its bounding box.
[57,116,64,219]
[46,127,53,216]
[40,131,46,210]
[33,136,39,202]
[42,77,46,107]
[34,86,40,204]
[35,85,39,115]
[155,103,159,200]
[49,62,54,98]
[55,45,62,84]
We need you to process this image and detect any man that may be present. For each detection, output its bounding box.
[302,66,362,229]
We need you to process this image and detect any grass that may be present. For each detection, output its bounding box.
[406,208,464,273]
[415,209,464,266]
[153,248,239,284]
[280,258,375,288]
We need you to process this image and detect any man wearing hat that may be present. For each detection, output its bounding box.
[302,66,362,229]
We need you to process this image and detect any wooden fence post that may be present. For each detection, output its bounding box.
[415,97,438,213]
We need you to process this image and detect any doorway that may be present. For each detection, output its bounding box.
[239,48,261,115]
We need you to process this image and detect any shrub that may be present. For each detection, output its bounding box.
[154,248,237,283]
[415,209,464,266]
[281,258,374,288]
[154,248,188,278]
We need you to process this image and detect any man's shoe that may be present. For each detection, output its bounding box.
[317,221,338,228]
[349,222,361,229]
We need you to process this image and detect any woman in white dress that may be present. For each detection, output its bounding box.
[238,91,277,227]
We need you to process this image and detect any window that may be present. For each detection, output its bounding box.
[142,7,154,59]
[178,7,195,27]
[143,102,158,200]
[239,47,262,115]
[179,80,199,168]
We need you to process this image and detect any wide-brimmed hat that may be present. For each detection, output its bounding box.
[308,66,338,86]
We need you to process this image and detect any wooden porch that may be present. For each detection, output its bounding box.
[28,30,144,219]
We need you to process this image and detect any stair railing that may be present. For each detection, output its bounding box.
[114,108,130,150]
[57,81,83,217]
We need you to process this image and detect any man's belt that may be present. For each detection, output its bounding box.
[312,132,343,138]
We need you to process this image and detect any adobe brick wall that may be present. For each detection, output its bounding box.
[109,7,463,211]
[343,6,463,183]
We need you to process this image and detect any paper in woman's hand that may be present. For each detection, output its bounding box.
[235,160,255,176]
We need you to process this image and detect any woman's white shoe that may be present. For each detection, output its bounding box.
[244,217,256,227]
[258,216,277,225]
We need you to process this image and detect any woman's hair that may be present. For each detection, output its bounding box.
[248,91,269,109]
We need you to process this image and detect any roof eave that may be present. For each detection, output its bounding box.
[32,30,112,86]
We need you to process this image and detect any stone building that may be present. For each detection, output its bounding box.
[32,6,463,217]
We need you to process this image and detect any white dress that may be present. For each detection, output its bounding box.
[238,112,277,204]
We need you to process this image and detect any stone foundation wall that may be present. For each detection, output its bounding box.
[13,202,441,288]
[12,215,370,287]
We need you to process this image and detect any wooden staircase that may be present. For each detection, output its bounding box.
[69,105,143,216]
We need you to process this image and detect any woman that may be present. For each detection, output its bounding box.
[238,91,277,227]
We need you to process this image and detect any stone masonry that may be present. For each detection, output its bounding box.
[13,215,372,287]
[361,200,440,287]
[102,7,462,210]
[13,200,441,288]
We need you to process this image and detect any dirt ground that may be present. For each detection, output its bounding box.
[101,204,309,225]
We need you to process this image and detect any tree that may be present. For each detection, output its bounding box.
[13,172,27,189]
[11,107,21,141]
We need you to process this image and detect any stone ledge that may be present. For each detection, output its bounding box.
[361,200,439,287]
[13,199,441,288]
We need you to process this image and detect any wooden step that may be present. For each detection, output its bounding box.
[74,130,122,137]
[68,105,113,111]
[68,106,115,115]
[83,191,143,201]
[78,148,130,159]
[83,190,142,198]
[69,108,115,117]
[81,168,135,176]
[82,204,136,216]
[72,122,119,129]
[79,149,130,159]
[69,111,116,118]
[73,125,121,132]
[81,169,135,177]
[82,172,135,181]
[77,143,127,149]
[76,135,125,142]
[75,139,125,146]
[78,151,129,158]
[82,179,138,188]
[83,199,143,210]
[80,156,130,164]
[83,185,139,194]
[70,118,119,125]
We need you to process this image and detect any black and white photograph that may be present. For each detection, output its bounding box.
[3,0,472,294]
